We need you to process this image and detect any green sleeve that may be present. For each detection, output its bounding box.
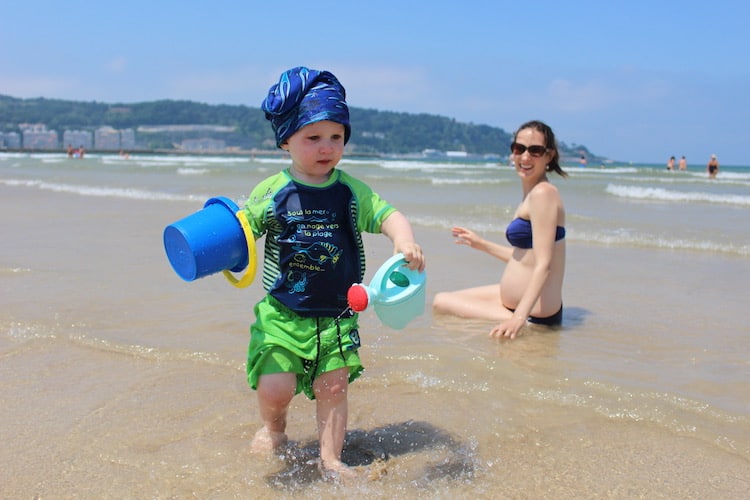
[243,171,287,238]
[339,171,397,234]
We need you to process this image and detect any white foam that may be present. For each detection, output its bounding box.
[606,184,750,206]
[0,178,201,201]
[571,229,750,256]
[177,168,210,176]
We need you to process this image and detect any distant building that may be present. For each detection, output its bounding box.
[120,128,136,150]
[63,130,93,150]
[95,126,121,150]
[21,124,58,150]
[0,132,21,149]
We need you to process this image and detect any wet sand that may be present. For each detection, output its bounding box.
[1,180,749,498]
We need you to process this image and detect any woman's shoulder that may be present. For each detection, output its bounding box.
[529,180,561,199]
[526,181,564,216]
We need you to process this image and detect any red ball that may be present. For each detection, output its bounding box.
[347,284,370,312]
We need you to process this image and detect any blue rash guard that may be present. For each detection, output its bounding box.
[244,168,396,317]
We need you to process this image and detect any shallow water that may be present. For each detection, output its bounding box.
[1,153,748,498]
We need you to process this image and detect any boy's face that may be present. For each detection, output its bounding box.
[281,120,346,183]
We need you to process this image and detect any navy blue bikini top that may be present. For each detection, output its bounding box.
[506,217,565,249]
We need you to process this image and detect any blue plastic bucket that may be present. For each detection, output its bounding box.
[163,197,248,281]
[368,253,426,329]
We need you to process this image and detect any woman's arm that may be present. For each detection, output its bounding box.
[451,226,513,263]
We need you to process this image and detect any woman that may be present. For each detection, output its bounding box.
[433,120,567,339]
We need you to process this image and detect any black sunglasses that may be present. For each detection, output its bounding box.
[510,142,548,157]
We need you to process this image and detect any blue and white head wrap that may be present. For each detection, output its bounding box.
[261,66,351,148]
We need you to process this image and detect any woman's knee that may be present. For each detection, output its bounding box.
[432,291,452,313]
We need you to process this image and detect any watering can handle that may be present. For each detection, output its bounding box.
[376,253,408,289]
[222,210,257,288]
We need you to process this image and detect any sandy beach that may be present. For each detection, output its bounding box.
[1,153,749,498]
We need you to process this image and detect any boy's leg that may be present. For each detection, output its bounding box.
[313,367,353,474]
[251,372,297,452]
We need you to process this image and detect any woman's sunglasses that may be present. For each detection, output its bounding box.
[510,142,548,157]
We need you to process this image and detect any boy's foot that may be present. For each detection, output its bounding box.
[318,459,359,483]
[250,426,288,453]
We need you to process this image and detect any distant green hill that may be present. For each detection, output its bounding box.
[0,94,598,160]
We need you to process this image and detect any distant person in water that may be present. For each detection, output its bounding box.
[707,154,719,179]
[579,154,586,168]
[433,120,567,339]
[667,156,675,171]
[678,156,687,171]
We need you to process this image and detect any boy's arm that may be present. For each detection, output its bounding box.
[380,211,425,272]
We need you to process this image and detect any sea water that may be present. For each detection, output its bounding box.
[1,152,748,498]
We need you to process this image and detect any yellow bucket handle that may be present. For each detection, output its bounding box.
[222,210,257,288]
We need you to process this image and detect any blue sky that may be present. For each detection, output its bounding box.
[2,0,748,165]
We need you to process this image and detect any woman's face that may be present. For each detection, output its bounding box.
[511,128,552,181]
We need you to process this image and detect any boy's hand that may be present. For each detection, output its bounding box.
[396,243,425,272]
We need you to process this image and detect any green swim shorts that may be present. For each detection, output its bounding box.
[247,295,364,399]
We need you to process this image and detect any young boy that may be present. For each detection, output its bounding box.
[244,66,425,479]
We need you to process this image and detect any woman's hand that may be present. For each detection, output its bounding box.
[453,226,512,262]
[452,226,483,248]
[489,316,526,340]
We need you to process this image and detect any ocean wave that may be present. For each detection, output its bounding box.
[337,158,383,167]
[0,178,202,201]
[1,320,242,370]
[96,155,250,169]
[409,215,505,235]
[606,184,750,206]
[430,177,505,185]
[68,332,242,369]
[253,157,289,165]
[0,152,29,159]
[711,170,750,181]
[571,229,750,256]
[177,167,210,176]
[4,320,59,342]
[525,380,748,459]
[568,166,640,175]
[395,369,490,394]
[377,159,500,171]
[0,266,32,275]
[132,154,247,164]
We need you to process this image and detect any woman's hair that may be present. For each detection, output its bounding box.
[514,120,568,178]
